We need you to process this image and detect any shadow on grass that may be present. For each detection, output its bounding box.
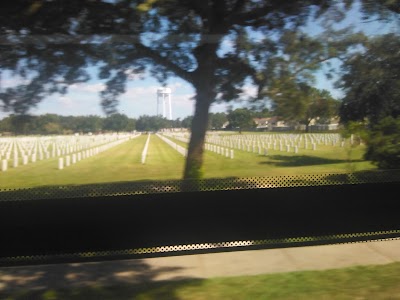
[2,259,400,299]
[259,154,363,167]
[0,179,180,201]
[0,258,201,299]
[1,168,400,201]
[0,177,244,201]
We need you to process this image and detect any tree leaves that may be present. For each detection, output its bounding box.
[338,33,400,126]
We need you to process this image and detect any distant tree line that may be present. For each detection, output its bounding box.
[0,112,224,135]
[0,109,275,135]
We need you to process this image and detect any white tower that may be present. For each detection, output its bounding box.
[157,87,172,120]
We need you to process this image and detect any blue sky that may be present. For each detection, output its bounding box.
[1,1,397,120]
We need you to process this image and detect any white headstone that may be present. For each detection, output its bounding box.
[58,157,64,170]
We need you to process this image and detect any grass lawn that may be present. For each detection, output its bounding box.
[0,133,377,190]
[0,134,185,189]
[169,135,376,178]
[2,262,400,299]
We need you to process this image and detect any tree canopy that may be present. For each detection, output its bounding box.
[338,33,400,126]
[226,108,256,133]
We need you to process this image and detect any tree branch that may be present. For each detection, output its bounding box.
[231,0,247,15]
[135,43,194,84]
[228,3,274,26]
[291,55,339,78]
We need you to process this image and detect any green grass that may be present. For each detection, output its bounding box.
[2,262,400,299]
[169,135,376,178]
[0,134,185,189]
[0,133,377,190]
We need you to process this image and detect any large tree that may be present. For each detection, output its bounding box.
[336,32,400,170]
[226,108,256,133]
[254,27,363,129]
[364,116,400,169]
[135,115,169,132]
[103,113,132,132]
[0,0,395,182]
[270,83,340,130]
[208,112,228,130]
[338,33,400,126]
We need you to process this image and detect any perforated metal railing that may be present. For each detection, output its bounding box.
[1,232,400,266]
[0,170,399,266]
[1,169,399,201]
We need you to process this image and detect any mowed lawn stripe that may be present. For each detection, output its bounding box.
[144,134,185,179]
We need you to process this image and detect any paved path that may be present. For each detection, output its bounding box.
[1,239,400,293]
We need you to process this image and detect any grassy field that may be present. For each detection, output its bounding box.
[2,261,400,299]
[0,134,185,189]
[0,133,377,190]
[167,133,376,178]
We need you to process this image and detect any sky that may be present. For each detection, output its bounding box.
[0,1,398,120]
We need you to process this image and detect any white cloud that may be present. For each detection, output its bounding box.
[210,102,229,114]
[124,69,145,80]
[122,85,159,101]
[2,77,30,87]
[171,93,195,104]
[168,81,185,92]
[69,82,106,93]
[58,96,74,108]
[218,37,235,55]
[240,85,258,98]
[118,85,195,118]
[0,74,254,119]
[29,93,104,117]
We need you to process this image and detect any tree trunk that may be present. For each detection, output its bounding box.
[181,41,219,190]
[182,88,212,183]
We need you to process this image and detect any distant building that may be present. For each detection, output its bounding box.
[308,117,341,132]
[222,116,340,132]
[253,116,288,131]
[253,116,341,132]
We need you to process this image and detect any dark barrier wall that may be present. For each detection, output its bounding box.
[0,181,399,266]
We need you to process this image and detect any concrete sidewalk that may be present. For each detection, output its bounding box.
[1,239,400,293]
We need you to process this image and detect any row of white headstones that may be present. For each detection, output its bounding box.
[68,132,354,168]
[2,131,353,172]
[158,133,235,159]
[0,133,141,171]
[163,132,358,156]
[156,133,188,156]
